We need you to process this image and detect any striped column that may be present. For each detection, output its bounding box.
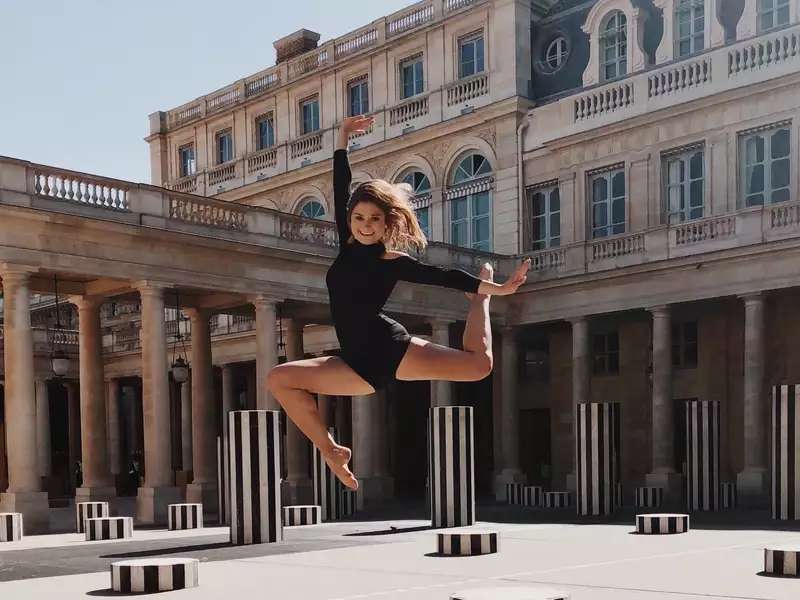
[721,482,737,509]
[228,410,282,545]
[505,483,524,505]
[635,487,663,509]
[764,546,800,577]
[437,530,498,556]
[544,492,571,508]
[111,558,199,593]
[523,486,543,507]
[635,513,689,534]
[576,402,621,516]
[216,436,229,525]
[168,504,203,530]
[686,400,720,511]
[429,406,475,528]
[86,516,133,541]
[773,385,800,520]
[341,490,357,517]
[313,427,344,521]
[0,513,23,542]
[76,502,110,534]
[283,505,322,526]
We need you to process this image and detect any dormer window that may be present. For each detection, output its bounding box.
[600,11,627,81]
[676,0,705,57]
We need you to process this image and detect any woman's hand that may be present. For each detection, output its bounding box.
[495,258,531,296]
[342,115,374,136]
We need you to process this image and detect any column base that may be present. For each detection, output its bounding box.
[186,481,218,514]
[0,491,50,534]
[135,486,182,525]
[645,471,684,508]
[75,486,117,507]
[493,468,526,501]
[175,470,193,487]
[280,478,314,506]
[737,467,769,509]
[357,475,395,510]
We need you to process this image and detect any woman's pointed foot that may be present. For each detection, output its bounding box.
[322,444,359,490]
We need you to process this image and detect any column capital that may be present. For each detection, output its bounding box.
[429,318,452,330]
[648,305,670,317]
[568,315,589,326]
[184,307,212,321]
[69,295,104,311]
[740,292,765,305]
[0,266,36,284]
[250,294,282,308]
[134,280,167,297]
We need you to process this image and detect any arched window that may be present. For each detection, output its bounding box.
[401,171,432,239]
[676,0,705,57]
[545,36,569,71]
[600,11,627,82]
[298,199,326,219]
[447,154,493,251]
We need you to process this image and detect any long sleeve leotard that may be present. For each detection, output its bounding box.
[325,148,482,389]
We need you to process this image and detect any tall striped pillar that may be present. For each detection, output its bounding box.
[686,400,720,511]
[428,406,475,528]
[228,411,282,545]
[773,385,800,520]
[313,427,343,521]
[576,402,621,516]
[216,436,230,525]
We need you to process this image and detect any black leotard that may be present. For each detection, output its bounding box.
[325,149,482,390]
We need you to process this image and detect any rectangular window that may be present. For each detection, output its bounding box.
[401,56,424,99]
[672,321,698,369]
[300,97,320,135]
[590,168,626,238]
[593,331,620,375]
[458,33,485,78]
[676,0,705,57]
[450,190,491,251]
[415,206,430,239]
[526,185,560,251]
[665,148,704,223]
[740,124,791,206]
[178,144,196,178]
[758,0,790,32]
[215,129,233,165]
[255,114,275,150]
[524,338,550,382]
[348,78,370,117]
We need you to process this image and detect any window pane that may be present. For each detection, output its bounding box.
[690,180,704,210]
[772,188,790,203]
[746,165,765,194]
[416,207,429,237]
[472,191,490,216]
[475,37,485,72]
[612,197,625,225]
[772,128,790,159]
[532,216,545,246]
[690,151,703,178]
[612,171,625,198]
[593,203,608,228]
[451,221,467,246]
[472,216,490,246]
[772,157,790,189]
[593,177,608,202]
[532,192,545,216]
[550,212,560,238]
[550,188,560,211]
[451,197,467,221]
[746,135,765,164]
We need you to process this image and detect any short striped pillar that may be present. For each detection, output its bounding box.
[523,486,543,507]
[429,406,475,528]
[576,402,621,516]
[85,516,133,541]
[720,482,737,509]
[635,513,689,534]
[450,587,570,600]
[506,483,524,505]
[283,505,322,526]
[545,491,571,508]
[0,513,23,542]
[111,558,199,593]
[685,400,720,511]
[313,427,344,521]
[75,502,110,534]
[635,487,664,509]
[228,410,282,545]
[341,490,357,517]
[773,385,800,520]
[168,504,203,530]
[437,530,498,556]
[217,436,229,525]
[764,546,800,577]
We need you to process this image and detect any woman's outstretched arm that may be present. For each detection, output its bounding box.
[333,116,374,244]
[391,254,530,296]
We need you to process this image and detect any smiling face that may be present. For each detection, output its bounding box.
[349,201,387,245]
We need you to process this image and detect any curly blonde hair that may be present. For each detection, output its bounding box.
[347,179,428,252]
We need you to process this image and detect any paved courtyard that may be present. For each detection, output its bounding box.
[1,504,800,599]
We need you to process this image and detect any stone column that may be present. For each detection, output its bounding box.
[106,379,121,476]
[253,296,279,410]
[737,293,769,507]
[176,375,193,484]
[221,364,235,418]
[185,308,217,512]
[566,316,591,492]
[135,283,180,524]
[0,268,49,532]
[494,326,525,499]
[334,396,351,446]
[67,381,81,475]
[352,392,393,508]
[429,319,452,407]
[317,394,333,428]
[74,296,116,503]
[282,319,313,504]
[645,306,682,505]
[35,380,51,481]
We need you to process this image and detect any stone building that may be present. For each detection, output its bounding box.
[0,0,797,530]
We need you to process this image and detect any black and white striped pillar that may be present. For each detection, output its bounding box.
[576,402,621,516]
[523,486,543,507]
[168,504,203,530]
[228,410,282,545]
[75,502,110,534]
[764,546,800,577]
[283,505,322,526]
[635,513,689,534]
[721,482,737,509]
[341,490,357,517]
[635,487,664,509]
[506,483,524,505]
[85,516,133,541]
[773,385,800,520]
[429,406,475,528]
[217,436,229,525]
[313,427,344,521]
[545,492,571,508]
[685,400,720,511]
[0,513,23,542]
[111,558,199,593]
[437,530,498,556]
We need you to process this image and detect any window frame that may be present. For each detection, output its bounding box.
[671,321,698,369]
[255,113,275,151]
[347,76,370,117]
[663,146,705,223]
[545,36,569,72]
[599,10,628,82]
[298,198,326,220]
[458,31,485,79]
[214,128,234,165]
[400,54,425,100]
[525,183,561,251]
[675,0,705,58]
[739,123,792,207]
[448,154,493,252]
[589,166,627,239]
[177,143,196,178]
[758,0,791,33]
[299,96,321,136]
[402,170,432,239]
[593,330,620,376]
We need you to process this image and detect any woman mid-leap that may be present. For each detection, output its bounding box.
[267,114,531,490]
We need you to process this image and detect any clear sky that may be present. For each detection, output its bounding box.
[0,0,411,183]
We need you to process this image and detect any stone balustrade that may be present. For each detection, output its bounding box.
[390,94,430,126]
[32,167,129,211]
[290,132,324,159]
[246,148,278,174]
[527,22,800,149]
[387,2,435,36]
[446,73,489,106]
[207,163,236,187]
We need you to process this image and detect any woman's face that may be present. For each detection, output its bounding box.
[350,201,387,245]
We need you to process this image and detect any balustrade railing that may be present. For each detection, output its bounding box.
[169,103,202,128]
[335,27,379,59]
[649,56,712,97]
[291,132,323,159]
[446,73,489,106]
[208,163,236,186]
[278,213,338,247]
[390,95,429,125]
[590,233,645,261]
[387,2,434,36]
[168,194,248,231]
[33,169,129,210]
[574,82,634,121]
[246,148,278,173]
[729,26,800,76]
[525,247,566,272]
[446,0,475,11]
[289,48,330,79]
[207,86,241,114]
[171,174,199,194]
[245,72,280,97]
[673,215,736,245]
[770,201,800,229]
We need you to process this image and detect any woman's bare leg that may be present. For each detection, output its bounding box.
[267,356,374,490]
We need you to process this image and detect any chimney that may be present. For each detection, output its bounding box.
[273,29,321,64]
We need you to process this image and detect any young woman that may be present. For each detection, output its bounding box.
[267,115,531,490]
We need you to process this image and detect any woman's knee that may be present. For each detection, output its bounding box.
[469,350,493,381]
[266,364,293,392]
